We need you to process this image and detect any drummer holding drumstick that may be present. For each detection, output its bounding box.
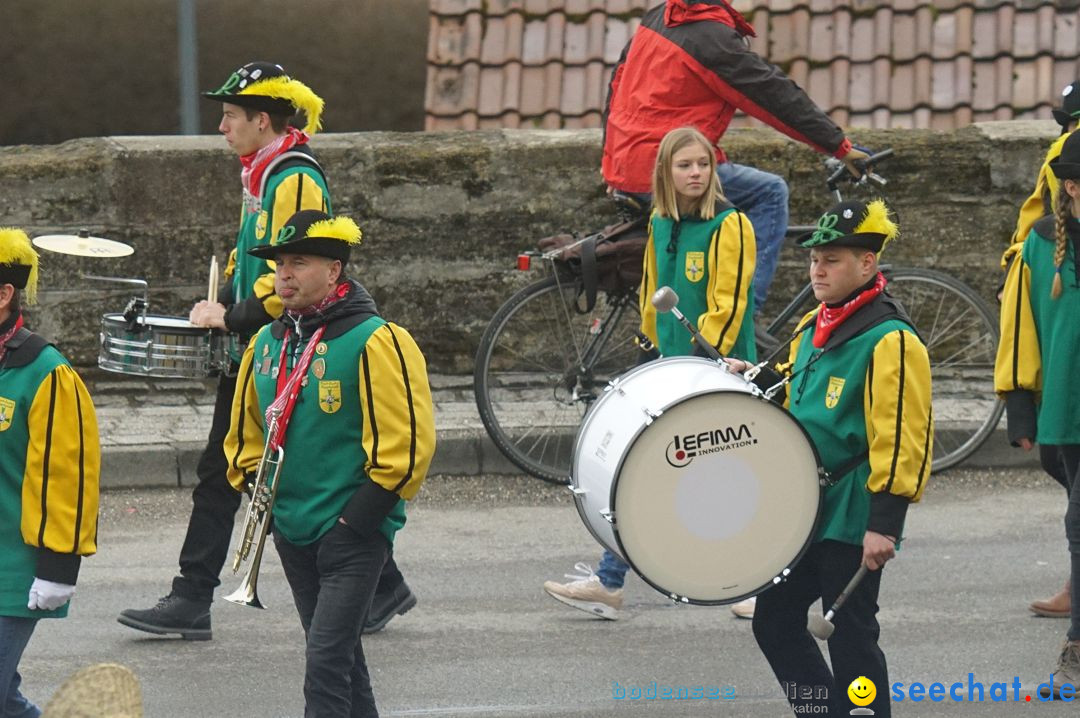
[543,126,757,619]
[728,199,932,717]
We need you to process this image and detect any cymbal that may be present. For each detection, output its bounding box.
[32,233,134,258]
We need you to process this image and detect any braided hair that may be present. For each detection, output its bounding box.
[1051,182,1074,299]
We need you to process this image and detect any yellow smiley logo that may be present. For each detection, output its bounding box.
[847,676,876,707]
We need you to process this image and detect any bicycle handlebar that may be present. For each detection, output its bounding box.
[825,148,894,193]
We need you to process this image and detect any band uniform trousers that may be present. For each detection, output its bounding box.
[753,540,889,717]
[174,372,243,602]
[274,523,388,718]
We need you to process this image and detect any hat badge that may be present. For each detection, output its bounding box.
[1065,84,1075,97]
[843,209,854,219]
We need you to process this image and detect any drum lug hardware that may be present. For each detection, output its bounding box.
[668,593,689,604]
[642,407,662,424]
[570,486,587,496]
[600,509,615,525]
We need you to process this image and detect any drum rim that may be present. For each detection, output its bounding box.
[102,313,212,334]
[576,386,828,606]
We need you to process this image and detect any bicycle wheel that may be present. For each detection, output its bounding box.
[474,274,643,484]
[884,267,1004,472]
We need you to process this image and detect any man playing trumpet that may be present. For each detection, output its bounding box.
[225,210,435,717]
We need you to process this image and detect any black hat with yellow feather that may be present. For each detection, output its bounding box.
[249,210,362,263]
[202,62,324,135]
[797,199,899,253]
[0,228,39,304]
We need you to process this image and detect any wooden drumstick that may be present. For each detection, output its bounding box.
[208,255,219,305]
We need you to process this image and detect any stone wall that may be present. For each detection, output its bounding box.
[0,123,1056,373]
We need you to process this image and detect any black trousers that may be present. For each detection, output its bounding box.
[173,373,244,602]
[753,540,889,717]
[275,524,389,718]
[1044,445,1080,641]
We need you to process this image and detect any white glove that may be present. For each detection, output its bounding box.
[27,577,75,611]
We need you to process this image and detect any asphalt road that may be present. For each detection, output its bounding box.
[18,468,1080,717]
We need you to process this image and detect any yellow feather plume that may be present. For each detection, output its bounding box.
[239,76,325,135]
[0,228,38,304]
[307,217,363,245]
[854,199,899,250]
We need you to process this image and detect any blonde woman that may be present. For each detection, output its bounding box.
[542,126,756,620]
[996,129,1080,699]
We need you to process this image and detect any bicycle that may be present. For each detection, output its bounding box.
[474,151,1003,483]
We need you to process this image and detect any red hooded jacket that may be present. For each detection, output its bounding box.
[602,0,852,194]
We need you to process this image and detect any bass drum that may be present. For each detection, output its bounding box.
[572,356,823,605]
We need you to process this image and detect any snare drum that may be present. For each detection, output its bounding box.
[572,356,823,605]
[99,313,227,379]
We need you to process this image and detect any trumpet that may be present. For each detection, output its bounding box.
[224,410,284,610]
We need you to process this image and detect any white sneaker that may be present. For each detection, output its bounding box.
[543,562,623,620]
[730,596,756,619]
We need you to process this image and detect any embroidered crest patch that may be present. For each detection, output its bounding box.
[255,210,269,239]
[825,376,846,409]
[0,397,13,432]
[318,380,342,414]
[685,251,705,283]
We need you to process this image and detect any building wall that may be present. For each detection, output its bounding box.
[0,123,1055,372]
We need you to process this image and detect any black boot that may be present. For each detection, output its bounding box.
[362,581,417,634]
[118,594,212,640]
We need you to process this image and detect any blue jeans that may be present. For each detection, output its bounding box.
[0,617,41,718]
[274,523,389,718]
[715,162,789,309]
[598,550,629,590]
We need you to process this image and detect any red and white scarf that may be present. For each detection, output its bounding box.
[239,127,310,202]
[0,314,24,364]
[812,272,887,348]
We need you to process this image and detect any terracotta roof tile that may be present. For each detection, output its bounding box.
[427,0,1080,130]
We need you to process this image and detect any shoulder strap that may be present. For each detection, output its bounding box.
[2,328,53,368]
[821,291,920,351]
[258,148,326,199]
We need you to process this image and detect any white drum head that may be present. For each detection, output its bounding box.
[614,391,821,603]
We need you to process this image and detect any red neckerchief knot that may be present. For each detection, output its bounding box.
[240,127,310,202]
[0,314,24,364]
[812,272,886,349]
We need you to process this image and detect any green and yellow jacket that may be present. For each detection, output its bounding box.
[0,322,99,618]
[762,291,932,545]
[639,204,757,361]
[223,145,331,351]
[225,281,436,546]
[1002,131,1073,269]
[996,215,1080,446]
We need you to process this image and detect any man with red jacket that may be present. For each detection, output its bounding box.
[602,0,867,310]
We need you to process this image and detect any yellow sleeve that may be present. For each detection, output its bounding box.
[21,365,100,556]
[225,333,267,490]
[994,248,1041,395]
[776,310,815,410]
[863,329,933,503]
[250,172,329,320]
[357,323,436,500]
[699,211,756,355]
[638,219,659,346]
[224,248,237,279]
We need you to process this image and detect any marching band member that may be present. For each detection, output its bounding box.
[0,229,100,716]
[731,199,932,717]
[1000,79,1080,621]
[543,126,756,619]
[996,130,1080,699]
[225,210,435,717]
[119,62,419,640]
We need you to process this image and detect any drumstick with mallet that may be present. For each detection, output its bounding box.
[651,286,722,361]
[807,563,869,640]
